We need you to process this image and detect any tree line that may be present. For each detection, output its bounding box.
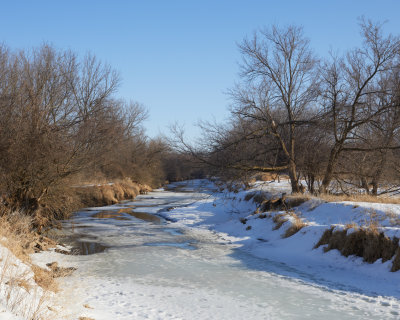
[0,44,200,221]
[177,19,400,196]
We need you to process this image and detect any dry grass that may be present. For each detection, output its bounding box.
[384,209,400,226]
[46,262,76,278]
[272,214,288,230]
[0,212,63,292]
[315,224,400,271]
[318,193,400,204]
[252,173,289,182]
[253,173,278,181]
[0,212,37,260]
[75,178,149,208]
[285,194,312,208]
[0,210,79,318]
[391,248,400,272]
[260,197,286,212]
[255,191,400,213]
[284,214,307,238]
[0,238,56,319]
[248,192,310,213]
[277,192,400,208]
[30,265,58,293]
[314,227,334,249]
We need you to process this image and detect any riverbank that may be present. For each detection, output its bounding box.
[3,179,400,319]
[32,179,400,319]
[160,179,400,298]
[74,179,152,207]
[0,212,67,319]
[0,179,152,319]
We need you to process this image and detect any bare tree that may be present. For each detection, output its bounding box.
[0,45,155,222]
[319,19,400,193]
[229,25,320,192]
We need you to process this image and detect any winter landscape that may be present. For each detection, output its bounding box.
[1,1,400,319]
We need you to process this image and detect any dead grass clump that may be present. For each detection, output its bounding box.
[75,186,103,207]
[382,236,399,262]
[100,185,118,205]
[345,222,359,229]
[112,183,125,200]
[285,194,311,209]
[325,229,348,252]
[316,224,400,270]
[391,248,400,272]
[119,178,141,198]
[253,173,277,181]
[261,197,287,212]
[31,265,58,293]
[46,262,76,278]
[138,183,152,194]
[30,262,76,293]
[74,179,148,208]
[314,227,334,249]
[273,214,288,230]
[284,215,307,238]
[15,278,31,292]
[341,229,366,258]
[319,193,400,205]
[0,212,37,261]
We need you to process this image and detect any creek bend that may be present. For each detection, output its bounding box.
[55,181,400,319]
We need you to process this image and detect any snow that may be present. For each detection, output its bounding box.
[0,245,63,320]
[158,180,400,295]
[3,178,400,319]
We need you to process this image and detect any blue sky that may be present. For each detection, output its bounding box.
[1,0,400,139]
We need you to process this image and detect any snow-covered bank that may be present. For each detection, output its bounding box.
[160,179,400,298]
[0,243,63,320]
[14,179,400,319]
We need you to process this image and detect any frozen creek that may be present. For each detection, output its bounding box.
[55,181,400,319]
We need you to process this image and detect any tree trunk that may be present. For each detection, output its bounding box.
[320,144,341,193]
[360,177,370,194]
[371,151,388,196]
[288,159,300,193]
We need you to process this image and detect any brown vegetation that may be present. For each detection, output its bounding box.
[0,44,185,230]
[0,212,73,292]
[272,214,288,230]
[0,210,77,318]
[391,249,400,272]
[74,179,150,207]
[247,191,310,213]
[317,193,400,205]
[271,211,307,237]
[315,225,400,271]
[283,215,307,238]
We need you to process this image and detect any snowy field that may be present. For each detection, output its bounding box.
[2,179,400,319]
